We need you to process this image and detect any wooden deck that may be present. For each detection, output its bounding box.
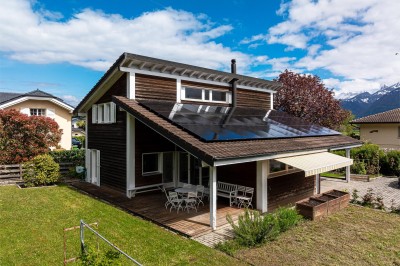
[69,181,244,237]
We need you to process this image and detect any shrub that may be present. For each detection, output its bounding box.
[275,207,303,233]
[78,245,121,266]
[227,209,279,247]
[49,149,85,166]
[214,240,241,256]
[351,143,383,175]
[23,154,60,187]
[380,150,400,177]
[74,136,86,148]
[351,161,367,175]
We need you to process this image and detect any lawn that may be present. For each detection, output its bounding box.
[0,185,242,266]
[320,172,345,179]
[234,205,400,266]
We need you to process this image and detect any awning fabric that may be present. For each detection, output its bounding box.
[275,152,353,177]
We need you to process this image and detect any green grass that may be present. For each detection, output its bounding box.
[321,172,345,179]
[0,185,242,266]
[233,205,400,266]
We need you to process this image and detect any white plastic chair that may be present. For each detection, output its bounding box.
[236,186,254,209]
[168,192,184,213]
[183,191,198,213]
[196,185,205,207]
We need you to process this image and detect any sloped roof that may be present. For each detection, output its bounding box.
[0,89,74,110]
[351,108,400,124]
[113,96,362,165]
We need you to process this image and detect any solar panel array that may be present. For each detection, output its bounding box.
[138,100,340,142]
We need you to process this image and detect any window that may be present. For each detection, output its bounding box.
[30,108,46,116]
[269,159,296,178]
[92,102,116,124]
[142,153,160,175]
[181,86,231,104]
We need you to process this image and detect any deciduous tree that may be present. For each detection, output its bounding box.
[274,70,350,129]
[0,109,62,164]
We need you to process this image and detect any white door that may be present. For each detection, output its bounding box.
[90,149,100,186]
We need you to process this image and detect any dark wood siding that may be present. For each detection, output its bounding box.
[97,74,127,103]
[267,172,315,211]
[135,74,176,101]
[135,120,175,187]
[236,89,271,109]
[87,74,127,192]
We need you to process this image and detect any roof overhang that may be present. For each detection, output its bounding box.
[0,96,74,113]
[275,152,353,177]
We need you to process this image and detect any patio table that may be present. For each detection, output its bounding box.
[175,187,196,194]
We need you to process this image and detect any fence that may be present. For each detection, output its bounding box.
[0,162,76,179]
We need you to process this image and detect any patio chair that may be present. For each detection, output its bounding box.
[168,192,184,213]
[195,185,205,207]
[183,183,192,188]
[183,191,198,213]
[236,186,254,209]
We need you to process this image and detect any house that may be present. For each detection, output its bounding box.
[0,89,74,150]
[351,108,400,150]
[72,127,85,137]
[74,53,361,231]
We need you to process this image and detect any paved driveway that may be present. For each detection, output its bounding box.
[321,177,400,208]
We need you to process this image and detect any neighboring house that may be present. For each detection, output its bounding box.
[351,108,400,150]
[0,89,74,150]
[72,127,86,137]
[74,53,361,230]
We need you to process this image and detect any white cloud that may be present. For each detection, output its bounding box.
[62,95,81,107]
[0,0,250,72]
[243,0,400,95]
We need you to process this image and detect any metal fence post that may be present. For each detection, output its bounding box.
[80,220,85,253]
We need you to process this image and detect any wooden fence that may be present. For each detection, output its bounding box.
[0,162,76,179]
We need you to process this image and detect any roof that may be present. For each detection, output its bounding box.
[351,108,400,124]
[113,96,362,166]
[0,89,74,111]
[74,52,283,113]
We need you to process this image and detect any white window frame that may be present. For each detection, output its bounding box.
[268,159,299,178]
[91,102,117,124]
[181,86,231,104]
[30,108,46,116]
[142,152,162,176]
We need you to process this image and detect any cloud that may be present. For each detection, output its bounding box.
[61,95,81,107]
[0,0,250,72]
[243,0,400,95]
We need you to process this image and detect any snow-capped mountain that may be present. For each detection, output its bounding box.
[340,82,400,118]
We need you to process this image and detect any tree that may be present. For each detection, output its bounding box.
[274,70,350,130]
[0,109,62,164]
[76,119,86,129]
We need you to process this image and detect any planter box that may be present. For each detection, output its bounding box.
[296,190,350,221]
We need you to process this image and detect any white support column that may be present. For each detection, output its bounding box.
[126,113,135,198]
[176,78,182,103]
[209,166,217,231]
[127,72,135,99]
[316,174,321,194]
[270,93,274,110]
[345,148,351,183]
[256,160,269,213]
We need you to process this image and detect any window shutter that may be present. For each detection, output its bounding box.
[96,150,101,186]
[21,108,30,116]
[110,102,116,123]
[47,108,55,119]
[92,105,98,124]
[97,104,103,123]
[104,103,110,123]
[85,149,91,182]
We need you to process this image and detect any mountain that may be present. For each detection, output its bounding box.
[340,82,400,118]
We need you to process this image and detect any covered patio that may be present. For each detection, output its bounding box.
[69,181,244,237]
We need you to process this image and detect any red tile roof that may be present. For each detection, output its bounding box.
[113,96,362,165]
[351,108,400,124]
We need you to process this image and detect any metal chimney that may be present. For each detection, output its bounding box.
[230,59,238,107]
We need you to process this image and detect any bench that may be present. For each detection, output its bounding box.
[127,183,163,198]
[217,181,238,206]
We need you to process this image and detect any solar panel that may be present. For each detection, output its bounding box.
[138,100,341,142]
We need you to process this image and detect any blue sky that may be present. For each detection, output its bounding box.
[0,0,399,106]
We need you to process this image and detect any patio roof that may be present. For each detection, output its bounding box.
[113,96,362,166]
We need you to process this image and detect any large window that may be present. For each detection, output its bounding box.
[182,86,231,104]
[269,159,296,178]
[142,153,160,175]
[30,108,46,116]
[92,102,116,124]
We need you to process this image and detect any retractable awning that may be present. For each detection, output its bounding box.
[275,152,353,177]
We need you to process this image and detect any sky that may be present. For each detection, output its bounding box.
[0,0,399,106]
